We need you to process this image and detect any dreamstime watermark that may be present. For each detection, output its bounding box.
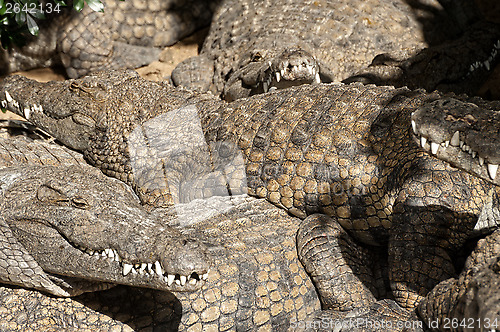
[290,317,423,330]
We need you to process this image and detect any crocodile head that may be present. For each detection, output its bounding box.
[223,47,328,101]
[344,21,500,96]
[0,70,146,153]
[0,165,212,295]
[411,97,500,185]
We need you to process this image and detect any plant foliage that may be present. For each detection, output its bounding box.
[0,0,103,48]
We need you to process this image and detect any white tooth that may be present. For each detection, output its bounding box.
[268,61,272,67]
[470,64,475,72]
[4,91,13,103]
[167,274,175,286]
[147,263,153,273]
[189,278,197,285]
[472,151,476,158]
[1,100,6,108]
[450,131,460,146]
[479,156,485,166]
[459,140,464,148]
[138,263,147,273]
[175,279,180,285]
[496,40,500,49]
[315,72,321,84]
[431,142,439,155]
[180,275,187,286]
[131,268,137,274]
[297,64,303,71]
[444,140,449,147]
[154,261,163,276]
[101,251,107,257]
[280,69,285,77]
[275,71,281,82]
[485,60,491,71]
[488,163,499,180]
[202,273,209,280]
[411,119,417,134]
[420,136,427,148]
[269,87,277,92]
[122,263,133,276]
[263,82,268,92]
[113,250,120,262]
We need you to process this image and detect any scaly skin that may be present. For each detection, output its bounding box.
[2,70,499,312]
[418,229,500,332]
[345,21,500,97]
[171,0,456,100]
[411,96,500,185]
[0,195,322,331]
[0,136,211,296]
[0,0,215,78]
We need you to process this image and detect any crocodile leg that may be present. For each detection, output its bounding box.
[296,214,379,311]
[418,229,500,331]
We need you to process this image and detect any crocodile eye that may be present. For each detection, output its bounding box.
[71,197,89,209]
[251,52,263,62]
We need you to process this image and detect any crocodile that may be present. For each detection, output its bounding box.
[171,0,457,100]
[0,136,211,297]
[2,70,500,312]
[0,0,216,78]
[411,96,500,186]
[418,228,500,332]
[344,20,500,97]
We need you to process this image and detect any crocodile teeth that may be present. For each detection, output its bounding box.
[154,261,163,276]
[315,72,321,84]
[275,71,281,82]
[495,40,500,49]
[444,140,449,148]
[263,81,268,92]
[180,275,187,286]
[4,91,13,103]
[1,100,6,108]
[23,107,30,120]
[485,60,491,71]
[488,163,499,180]
[189,278,197,285]
[471,150,476,158]
[449,131,459,146]
[122,263,133,276]
[411,119,417,134]
[167,274,175,286]
[202,272,209,280]
[420,136,427,148]
[430,142,439,155]
[479,156,485,166]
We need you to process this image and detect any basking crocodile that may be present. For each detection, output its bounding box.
[0,0,215,78]
[2,70,500,312]
[0,136,211,296]
[418,228,500,332]
[411,96,500,185]
[345,20,500,97]
[171,0,456,100]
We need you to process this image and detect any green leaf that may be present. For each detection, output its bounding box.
[85,0,103,12]
[26,14,38,35]
[73,0,84,11]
